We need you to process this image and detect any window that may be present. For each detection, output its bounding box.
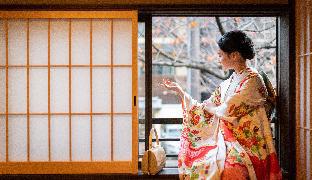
[139,16,277,167]
[0,11,138,174]
[139,10,294,178]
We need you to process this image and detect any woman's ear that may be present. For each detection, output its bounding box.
[229,51,237,61]
[231,51,241,61]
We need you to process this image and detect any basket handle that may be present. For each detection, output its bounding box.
[148,128,160,150]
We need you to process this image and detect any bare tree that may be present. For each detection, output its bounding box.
[138,17,277,95]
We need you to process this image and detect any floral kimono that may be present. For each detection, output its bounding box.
[178,67,282,180]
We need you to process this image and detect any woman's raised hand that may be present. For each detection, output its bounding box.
[160,78,184,98]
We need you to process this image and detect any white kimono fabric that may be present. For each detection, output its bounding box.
[178,67,282,180]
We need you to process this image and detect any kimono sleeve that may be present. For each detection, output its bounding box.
[183,86,221,114]
[212,74,268,123]
[181,86,221,131]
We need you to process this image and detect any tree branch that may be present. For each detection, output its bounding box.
[152,60,228,80]
[244,25,275,32]
[215,17,226,35]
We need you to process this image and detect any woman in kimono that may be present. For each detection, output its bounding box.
[161,30,282,180]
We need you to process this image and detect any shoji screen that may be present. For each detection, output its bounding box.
[0,11,138,174]
[296,0,312,179]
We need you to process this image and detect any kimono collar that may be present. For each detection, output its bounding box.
[221,67,252,103]
[232,67,251,80]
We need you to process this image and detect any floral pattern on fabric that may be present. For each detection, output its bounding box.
[227,102,260,119]
[210,86,221,106]
[225,146,247,166]
[185,105,217,148]
[178,67,282,180]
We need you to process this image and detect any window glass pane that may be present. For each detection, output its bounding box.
[153,124,182,139]
[138,22,145,119]
[159,141,179,168]
[152,17,277,118]
[166,156,178,168]
[139,124,145,139]
[139,142,145,155]
[150,16,277,159]
[138,22,145,157]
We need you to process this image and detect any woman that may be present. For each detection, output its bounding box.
[161,30,282,180]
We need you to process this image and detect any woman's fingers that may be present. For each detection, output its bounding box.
[160,78,181,93]
[162,78,172,85]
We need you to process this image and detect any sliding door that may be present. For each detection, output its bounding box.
[0,11,138,174]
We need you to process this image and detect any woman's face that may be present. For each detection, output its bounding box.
[217,49,233,71]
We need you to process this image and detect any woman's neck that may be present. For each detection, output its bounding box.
[233,61,247,74]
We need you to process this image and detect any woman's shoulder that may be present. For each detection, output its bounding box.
[242,68,268,95]
[245,67,260,78]
[242,67,265,83]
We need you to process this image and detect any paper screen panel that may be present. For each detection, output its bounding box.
[0,11,137,174]
[92,68,110,113]
[0,69,5,113]
[72,115,90,161]
[8,68,26,113]
[92,19,111,65]
[50,19,69,65]
[29,19,48,65]
[50,115,69,161]
[0,116,5,162]
[0,20,5,65]
[113,19,132,65]
[30,68,48,113]
[50,68,69,113]
[29,115,48,161]
[113,115,132,161]
[72,19,90,65]
[8,19,27,65]
[72,68,90,113]
[113,67,132,113]
[92,115,111,161]
[8,115,27,161]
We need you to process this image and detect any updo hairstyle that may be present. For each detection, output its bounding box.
[217,30,255,60]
